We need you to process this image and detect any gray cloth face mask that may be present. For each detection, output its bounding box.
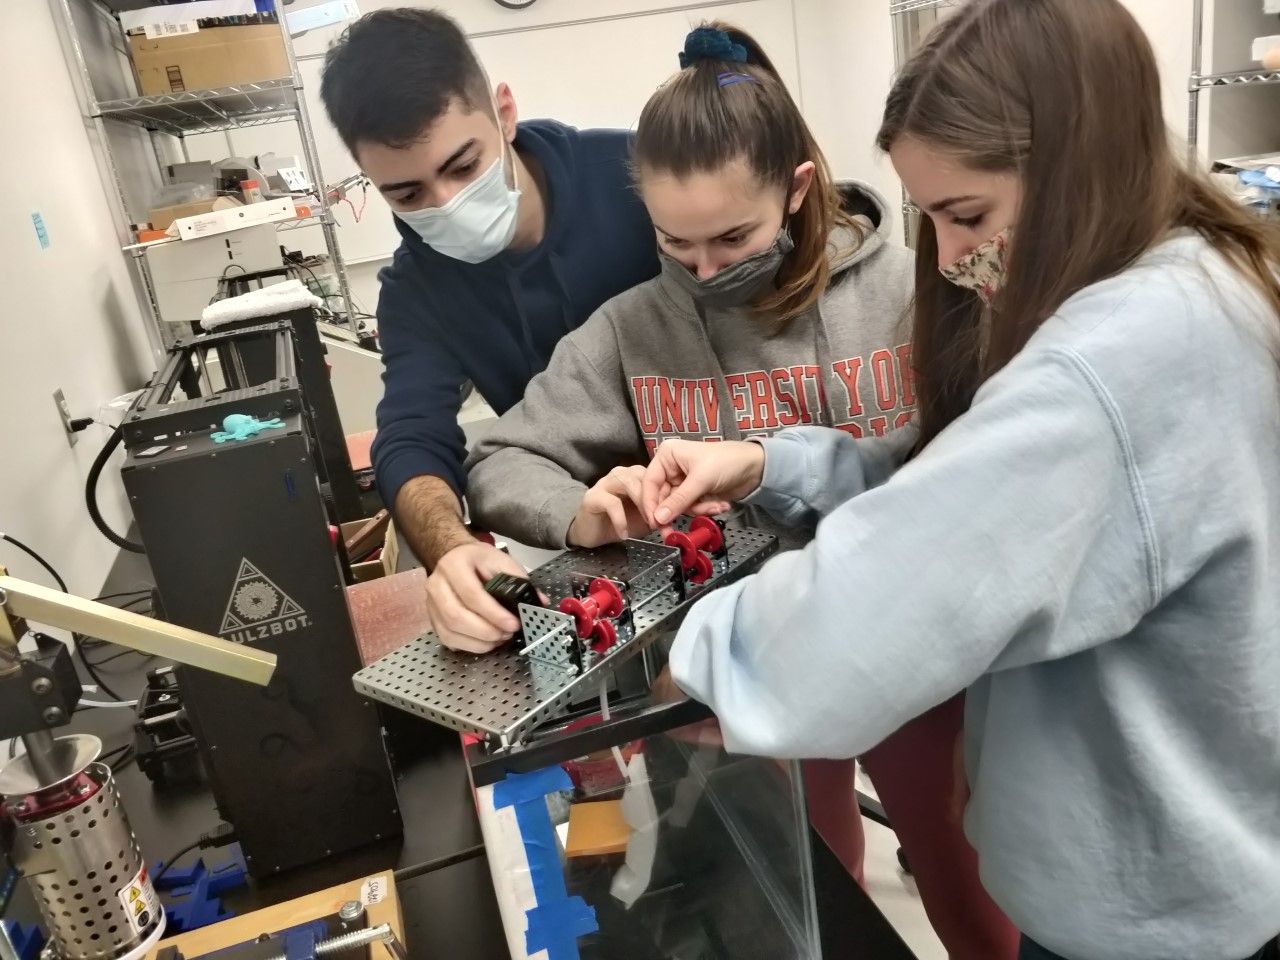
[659,229,795,310]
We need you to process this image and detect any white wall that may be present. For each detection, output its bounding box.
[794,0,1200,245]
[0,0,153,597]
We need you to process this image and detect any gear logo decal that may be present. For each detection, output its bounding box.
[219,559,309,643]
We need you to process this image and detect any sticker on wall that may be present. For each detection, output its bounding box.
[31,213,49,250]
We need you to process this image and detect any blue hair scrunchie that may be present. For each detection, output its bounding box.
[679,27,748,68]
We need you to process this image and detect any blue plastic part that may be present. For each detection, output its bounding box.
[284,927,318,960]
[201,920,329,960]
[0,920,44,960]
[158,846,248,935]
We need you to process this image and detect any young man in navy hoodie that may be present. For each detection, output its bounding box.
[321,9,658,652]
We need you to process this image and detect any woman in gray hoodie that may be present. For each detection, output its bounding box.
[465,22,1019,960]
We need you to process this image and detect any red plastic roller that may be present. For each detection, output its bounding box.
[559,577,625,641]
[665,516,724,584]
[588,618,618,654]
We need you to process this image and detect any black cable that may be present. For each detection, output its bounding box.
[74,636,126,702]
[93,589,152,602]
[392,843,486,882]
[87,647,156,668]
[86,425,145,553]
[2,533,68,590]
[152,840,201,884]
[0,533,127,701]
[153,825,238,884]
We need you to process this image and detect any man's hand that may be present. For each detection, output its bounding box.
[641,439,763,529]
[567,466,660,548]
[426,541,533,654]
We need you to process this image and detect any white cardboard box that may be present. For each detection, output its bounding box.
[173,198,295,241]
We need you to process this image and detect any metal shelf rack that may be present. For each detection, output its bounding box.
[94,78,300,136]
[49,0,357,353]
[889,0,963,245]
[889,0,961,14]
[1187,0,1280,159]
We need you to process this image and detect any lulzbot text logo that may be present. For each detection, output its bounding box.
[219,559,310,643]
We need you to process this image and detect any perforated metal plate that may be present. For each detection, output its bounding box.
[353,525,779,746]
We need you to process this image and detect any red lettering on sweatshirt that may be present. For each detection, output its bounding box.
[631,376,659,433]
[872,350,898,411]
[772,370,801,426]
[683,379,698,433]
[895,344,916,406]
[657,378,685,434]
[725,374,751,431]
[743,372,779,430]
[831,358,864,418]
[788,366,812,422]
[697,379,720,433]
[630,347,914,453]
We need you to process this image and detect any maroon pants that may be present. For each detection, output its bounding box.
[806,695,1020,960]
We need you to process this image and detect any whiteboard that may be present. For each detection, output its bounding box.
[182,0,801,268]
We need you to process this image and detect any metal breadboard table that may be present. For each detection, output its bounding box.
[352,523,778,749]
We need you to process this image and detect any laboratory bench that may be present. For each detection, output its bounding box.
[1,548,918,960]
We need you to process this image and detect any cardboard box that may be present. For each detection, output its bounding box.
[130,25,288,96]
[172,197,294,241]
[148,198,221,231]
[340,519,399,584]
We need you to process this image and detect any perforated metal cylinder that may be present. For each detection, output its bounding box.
[7,763,160,960]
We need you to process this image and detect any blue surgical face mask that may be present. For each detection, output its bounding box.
[395,123,522,264]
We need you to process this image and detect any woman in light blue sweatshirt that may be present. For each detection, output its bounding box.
[638,1,1280,958]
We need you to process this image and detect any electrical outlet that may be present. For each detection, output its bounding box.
[53,389,77,448]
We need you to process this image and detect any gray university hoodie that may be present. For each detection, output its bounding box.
[466,182,914,548]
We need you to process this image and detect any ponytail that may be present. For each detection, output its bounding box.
[634,22,858,328]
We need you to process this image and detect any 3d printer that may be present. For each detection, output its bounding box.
[118,318,401,879]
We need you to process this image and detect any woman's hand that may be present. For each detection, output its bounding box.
[641,439,764,528]
[567,466,656,548]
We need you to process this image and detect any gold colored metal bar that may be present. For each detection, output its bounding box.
[0,564,25,653]
[0,576,276,686]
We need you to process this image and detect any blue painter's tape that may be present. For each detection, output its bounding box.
[492,765,572,808]
[31,213,49,250]
[525,899,598,957]
[512,793,569,901]
[494,765,598,960]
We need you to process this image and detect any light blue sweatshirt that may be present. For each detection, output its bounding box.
[669,233,1280,960]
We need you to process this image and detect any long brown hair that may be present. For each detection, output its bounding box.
[633,21,857,328]
[877,0,1280,448]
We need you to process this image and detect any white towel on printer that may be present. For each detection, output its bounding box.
[200,279,324,330]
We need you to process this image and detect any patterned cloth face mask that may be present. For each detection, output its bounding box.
[939,227,1011,305]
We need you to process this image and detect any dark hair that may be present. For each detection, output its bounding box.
[877,0,1280,449]
[633,21,859,328]
[320,8,491,156]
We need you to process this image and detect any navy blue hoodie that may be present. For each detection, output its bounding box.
[371,119,659,506]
